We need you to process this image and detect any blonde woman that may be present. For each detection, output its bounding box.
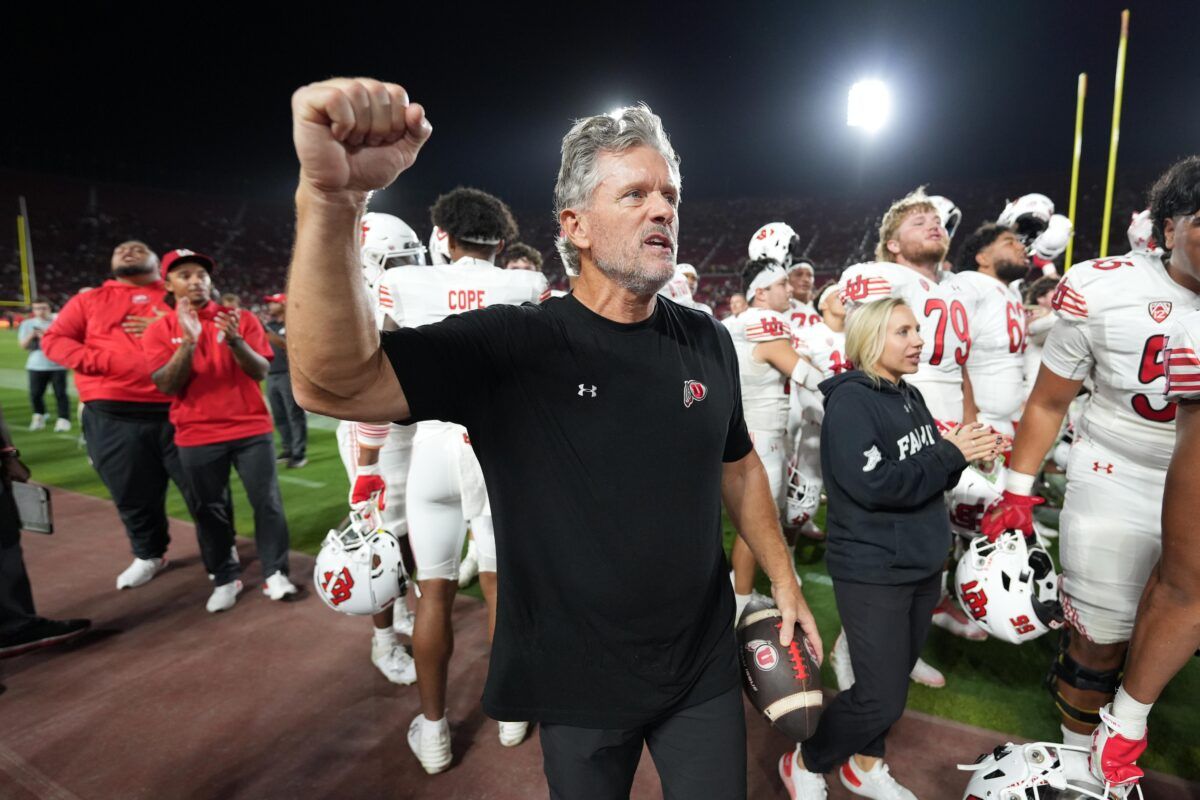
[780,298,999,800]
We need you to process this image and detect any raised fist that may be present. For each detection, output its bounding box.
[291,78,432,197]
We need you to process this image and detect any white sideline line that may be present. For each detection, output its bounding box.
[802,572,834,587]
[0,742,82,800]
[277,475,326,489]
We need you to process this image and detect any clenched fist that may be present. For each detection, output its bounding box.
[291,78,432,197]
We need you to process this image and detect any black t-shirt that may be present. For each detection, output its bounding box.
[382,293,753,728]
[264,319,289,375]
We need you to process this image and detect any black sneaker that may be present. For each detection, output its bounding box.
[0,618,91,658]
[276,452,292,463]
[287,457,308,469]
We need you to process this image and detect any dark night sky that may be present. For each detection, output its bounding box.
[6,1,1198,213]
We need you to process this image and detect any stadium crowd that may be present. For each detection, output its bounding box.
[0,78,1195,800]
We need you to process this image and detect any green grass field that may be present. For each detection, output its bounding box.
[1,328,1195,779]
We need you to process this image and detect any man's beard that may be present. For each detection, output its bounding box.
[901,239,949,267]
[995,258,1029,283]
[114,263,156,278]
[592,232,675,296]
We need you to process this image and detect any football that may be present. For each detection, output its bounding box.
[736,598,823,741]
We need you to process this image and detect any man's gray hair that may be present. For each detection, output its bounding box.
[553,104,681,276]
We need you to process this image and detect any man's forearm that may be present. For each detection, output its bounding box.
[288,186,380,403]
[227,338,269,381]
[151,342,196,395]
[723,460,793,585]
[1010,394,1071,476]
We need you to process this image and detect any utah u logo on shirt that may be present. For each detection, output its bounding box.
[683,380,707,408]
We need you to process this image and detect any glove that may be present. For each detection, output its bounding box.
[1032,213,1073,261]
[1090,708,1148,787]
[980,490,1044,541]
[349,464,386,510]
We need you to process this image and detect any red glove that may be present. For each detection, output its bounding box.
[1090,713,1148,787]
[350,473,386,510]
[980,490,1043,541]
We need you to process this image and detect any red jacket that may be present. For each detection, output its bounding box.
[141,303,275,447]
[42,280,175,404]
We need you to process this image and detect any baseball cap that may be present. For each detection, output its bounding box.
[264,293,287,303]
[161,249,216,281]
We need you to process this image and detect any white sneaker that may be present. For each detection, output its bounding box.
[839,759,917,800]
[371,638,417,685]
[262,572,298,600]
[831,630,855,690]
[392,600,414,637]
[457,544,480,588]
[498,720,528,747]
[206,580,243,613]
[116,557,166,589]
[931,598,988,641]
[909,657,945,688]
[779,747,828,800]
[29,414,45,431]
[407,714,452,774]
[53,417,71,432]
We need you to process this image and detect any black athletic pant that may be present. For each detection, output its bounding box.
[800,571,942,773]
[177,433,290,586]
[82,405,195,560]
[266,373,306,460]
[0,482,37,635]
[539,682,746,800]
[28,370,69,419]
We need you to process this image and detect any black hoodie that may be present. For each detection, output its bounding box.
[818,370,968,585]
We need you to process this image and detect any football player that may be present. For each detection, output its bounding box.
[987,156,1200,749]
[334,211,426,683]
[677,264,713,314]
[997,193,1074,280]
[726,292,748,320]
[838,188,987,648]
[378,187,548,773]
[1022,276,1059,401]
[950,223,1031,438]
[727,259,823,623]
[787,260,820,330]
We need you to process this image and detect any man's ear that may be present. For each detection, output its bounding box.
[560,208,591,253]
[1163,217,1177,252]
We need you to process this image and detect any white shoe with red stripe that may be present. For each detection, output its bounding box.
[931,596,988,641]
[779,748,828,800]
[839,758,917,800]
[1090,705,1148,789]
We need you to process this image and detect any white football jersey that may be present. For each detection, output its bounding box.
[377,256,548,330]
[1164,308,1200,403]
[839,261,970,386]
[728,306,792,434]
[788,299,821,331]
[792,321,850,381]
[1041,251,1200,469]
[949,270,1026,381]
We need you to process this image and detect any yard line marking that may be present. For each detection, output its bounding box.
[0,742,83,800]
[277,475,326,489]
[802,572,834,587]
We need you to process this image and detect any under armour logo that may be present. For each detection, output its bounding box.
[578,384,597,397]
[1092,462,1114,474]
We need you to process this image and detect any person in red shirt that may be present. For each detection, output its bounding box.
[142,250,297,613]
[42,240,200,591]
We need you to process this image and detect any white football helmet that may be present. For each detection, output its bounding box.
[313,510,406,616]
[785,459,821,527]
[958,741,1137,800]
[1127,209,1158,253]
[748,222,800,267]
[429,225,452,265]
[955,531,1063,644]
[360,213,426,286]
[947,467,1002,538]
[929,195,962,240]
[998,194,1055,245]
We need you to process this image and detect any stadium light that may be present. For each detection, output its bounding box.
[847,80,891,133]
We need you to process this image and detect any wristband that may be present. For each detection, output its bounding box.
[1004,470,1037,496]
[355,462,381,476]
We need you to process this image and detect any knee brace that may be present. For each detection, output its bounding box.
[1045,632,1123,726]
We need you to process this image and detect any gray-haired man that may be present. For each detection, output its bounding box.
[285,78,820,798]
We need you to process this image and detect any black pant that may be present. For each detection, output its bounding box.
[801,571,942,773]
[266,373,306,459]
[28,370,69,419]
[539,683,746,800]
[82,405,196,560]
[177,433,290,585]
[0,483,37,635]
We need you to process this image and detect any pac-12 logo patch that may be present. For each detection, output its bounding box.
[745,639,779,671]
[683,380,707,407]
[1149,301,1172,323]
